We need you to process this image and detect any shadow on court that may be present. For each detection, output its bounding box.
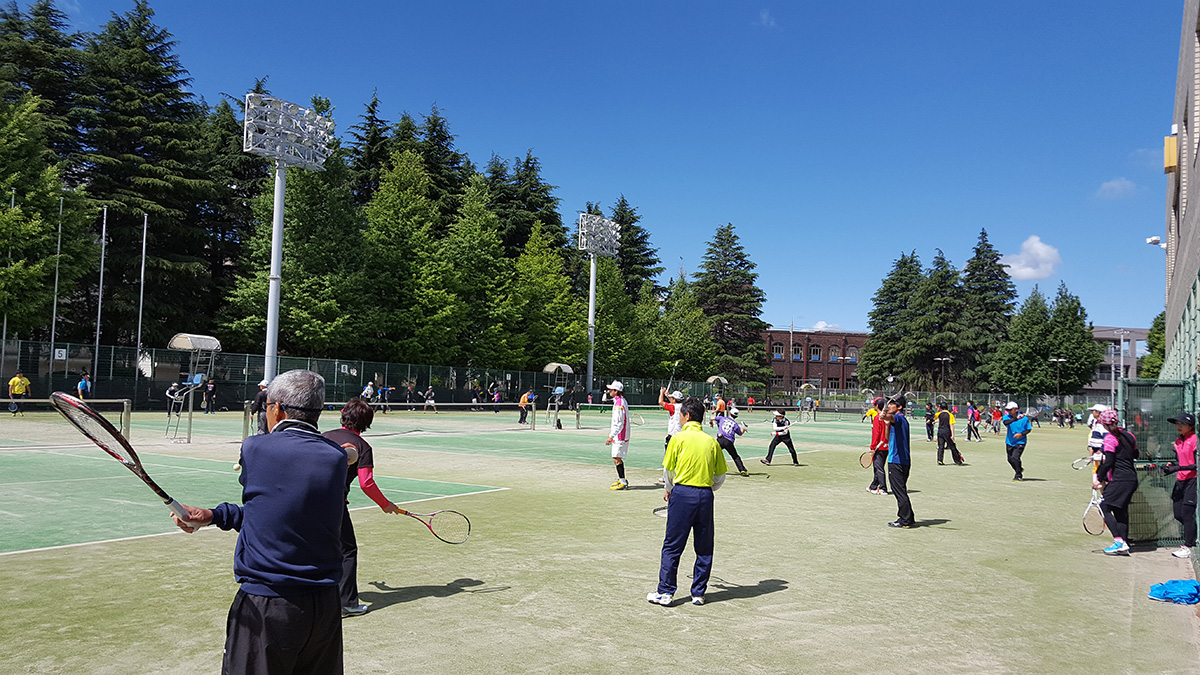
[360,578,510,611]
[624,485,661,491]
[912,518,953,529]
[701,578,789,604]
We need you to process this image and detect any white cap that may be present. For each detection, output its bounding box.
[258,379,270,387]
[774,409,785,416]
[1089,404,1108,412]
[606,380,624,392]
[1005,401,1019,410]
[729,407,739,417]
[669,390,684,400]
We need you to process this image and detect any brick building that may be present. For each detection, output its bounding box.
[762,328,868,393]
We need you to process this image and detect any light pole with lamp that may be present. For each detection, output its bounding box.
[1049,357,1066,406]
[243,94,335,382]
[577,213,620,395]
[934,357,952,399]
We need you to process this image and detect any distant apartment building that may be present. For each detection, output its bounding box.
[1087,325,1150,398]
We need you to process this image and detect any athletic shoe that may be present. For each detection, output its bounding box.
[691,596,705,605]
[646,591,672,606]
[1012,476,1023,482]
[1103,541,1130,556]
[887,521,911,529]
[610,480,623,488]
[866,486,876,494]
[1173,546,1192,558]
[342,603,369,617]
[938,461,945,466]
[760,459,771,465]
[792,462,800,466]
[739,470,749,477]
[610,481,629,491]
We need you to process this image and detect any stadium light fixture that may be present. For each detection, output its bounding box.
[933,356,952,396]
[1049,357,1067,403]
[1146,235,1167,250]
[578,213,621,394]
[243,94,336,381]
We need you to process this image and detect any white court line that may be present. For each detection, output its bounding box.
[0,487,507,557]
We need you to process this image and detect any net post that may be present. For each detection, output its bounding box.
[122,399,132,439]
[530,400,536,430]
[242,400,252,440]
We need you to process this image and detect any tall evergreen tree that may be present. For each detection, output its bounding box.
[1046,282,1103,397]
[0,1,84,172]
[857,252,923,388]
[357,150,437,362]
[655,272,718,382]
[347,91,391,206]
[693,223,772,386]
[1140,311,1166,380]
[991,287,1054,396]
[416,105,470,233]
[593,257,657,377]
[905,250,966,390]
[197,99,268,309]
[509,221,587,371]
[959,229,1016,387]
[611,195,663,304]
[75,1,212,346]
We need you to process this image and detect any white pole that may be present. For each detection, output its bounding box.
[586,252,597,394]
[49,197,62,373]
[93,206,107,382]
[1,189,11,378]
[134,214,148,398]
[263,161,287,382]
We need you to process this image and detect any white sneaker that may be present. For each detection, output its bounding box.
[342,603,369,617]
[691,596,705,605]
[1173,546,1192,558]
[646,591,672,606]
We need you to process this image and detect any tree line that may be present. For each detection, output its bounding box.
[858,230,1103,397]
[0,1,773,386]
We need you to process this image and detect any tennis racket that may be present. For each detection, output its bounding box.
[395,508,471,544]
[1071,456,1095,470]
[1083,489,1105,535]
[631,413,646,427]
[859,451,874,469]
[49,392,192,523]
[7,401,17,413]
[653,505,668,518]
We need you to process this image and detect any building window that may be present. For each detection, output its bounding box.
[829,346,840,362]
[828,378,841,389]
[792,344,802,360]
[772,342,783,360]
[792,379,805,391]
[846,347,859,363]
[845,376,859,389]
[809,345,821,361]
[770,376,784,388]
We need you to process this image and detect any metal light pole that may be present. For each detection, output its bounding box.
[577,213,620,395]
[934,357,952,397]
[1049,357,1066,404]
[243,94,335,382]
[1,188,12,377]
[92,206,107,381]
[134,214,148,402]
[49,196,62,375]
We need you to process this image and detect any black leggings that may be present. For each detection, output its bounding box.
[717,437,747,473]
[1173,477,1197,547]
[965,423,980,441]
[1100,502,1130,541]
[765,435,797,463]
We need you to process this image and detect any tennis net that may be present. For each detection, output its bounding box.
[0,397,133,448]
[242,400,539,439]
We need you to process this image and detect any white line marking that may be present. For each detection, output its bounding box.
[0,487,507,557]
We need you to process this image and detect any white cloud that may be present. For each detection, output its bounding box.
[1095,177,1136,200]
[811,321,841,331]
[1001,236,1062,281]
[753,9,777,28]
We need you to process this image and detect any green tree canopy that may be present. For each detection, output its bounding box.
[693,223,771,387]
[1141,311,1165,380]
[857,252,923,389]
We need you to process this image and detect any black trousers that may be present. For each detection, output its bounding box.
[518,407,528,424]
[888,463,913,525]
[765,434,797,463]
[925,421,934,440]
[1005,443,1025,479]
[223,587,342,675]
[1173,477,1198,547]
[870,450,887,492]
[965,422,980,441]
[339,506,358,607]
[717,436,747,473]
[937,431,962,464]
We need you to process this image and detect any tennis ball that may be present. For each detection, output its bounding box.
[232,463,241,471]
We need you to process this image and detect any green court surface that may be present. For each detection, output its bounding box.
[1,412,1198,673]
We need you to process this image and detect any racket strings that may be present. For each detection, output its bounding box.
[429,511,471,544]
[53,398,136,465]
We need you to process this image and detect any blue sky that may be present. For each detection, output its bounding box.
[63,1,1182,332]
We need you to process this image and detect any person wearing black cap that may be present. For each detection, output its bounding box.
[886,396,914,528]
[935,402,964,466]
[1164,412,1197,558]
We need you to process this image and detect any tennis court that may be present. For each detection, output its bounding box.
[1,410,1197,673]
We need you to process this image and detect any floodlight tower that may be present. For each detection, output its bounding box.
[243,94,335,381]
[577,213,621,394]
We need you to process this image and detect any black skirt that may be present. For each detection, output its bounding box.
[1101,480,1137,509]
[1172,476,1197,506]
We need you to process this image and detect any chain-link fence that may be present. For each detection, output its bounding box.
[1118,379,1195,546]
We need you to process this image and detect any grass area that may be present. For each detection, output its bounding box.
[0,412,1197,673]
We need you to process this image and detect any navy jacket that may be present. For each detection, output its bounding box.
[212,419,347,597]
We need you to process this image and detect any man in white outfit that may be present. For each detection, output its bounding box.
[605,380,631,490]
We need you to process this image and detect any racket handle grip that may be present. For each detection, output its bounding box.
[166,499,198,527]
